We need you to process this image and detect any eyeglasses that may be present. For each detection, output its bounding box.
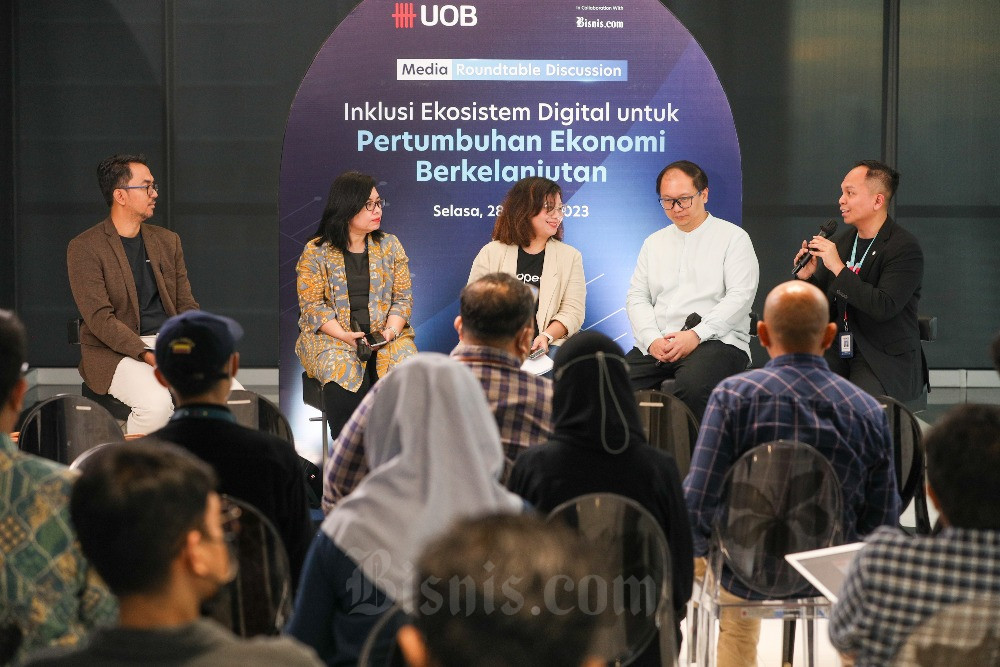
[119,183,159,196]
[658,190,702,211]
[364,198,387,212]
[542,201,569,217]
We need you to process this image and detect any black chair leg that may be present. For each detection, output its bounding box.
[782,618,796,666]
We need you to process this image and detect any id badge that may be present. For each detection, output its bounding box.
[839,332,854,358]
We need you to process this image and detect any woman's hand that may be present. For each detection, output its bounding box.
[338,331,366,349]
[530,334,550,354]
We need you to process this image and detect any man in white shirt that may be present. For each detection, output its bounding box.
[625,160,759,419]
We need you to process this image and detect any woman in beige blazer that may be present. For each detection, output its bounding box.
[468,177,586,357]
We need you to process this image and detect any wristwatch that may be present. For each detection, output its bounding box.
[541,332,554,344]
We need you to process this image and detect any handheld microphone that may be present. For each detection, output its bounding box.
[792,219,838,276]
[656,312,701,366]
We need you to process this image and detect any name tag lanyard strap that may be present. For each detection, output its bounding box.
[841,230,878,332]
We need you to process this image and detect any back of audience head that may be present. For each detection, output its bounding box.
[154,310,243,400]
[70,440,225,598]
[0,309,28,429]
[758,281,837,356]
[923,403,1000,530]
[457,273,534,350]
[398,514,603,667]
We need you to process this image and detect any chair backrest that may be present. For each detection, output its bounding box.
[892,597,1000,666]
[357,603,409,667]
[713,440,844,598]
[204,494,292,637]
[68,441,123,471]
[226,390,295,446]
[876,395,926,523]
[548,492,674,666]
[634,389,699,478]
[16,395,125,464]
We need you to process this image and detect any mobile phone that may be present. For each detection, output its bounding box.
[365,331,388,349]
[528,348,546,360]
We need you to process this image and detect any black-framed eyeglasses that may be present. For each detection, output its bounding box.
[364,198,387,212]
[542,201,569,217]
[119,183,159,196]
[658,190,702,211]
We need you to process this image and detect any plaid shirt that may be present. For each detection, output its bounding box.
[322,344,552,511]
[830,526,1000,665]
[683,353,899,599]
[1,434,117,663]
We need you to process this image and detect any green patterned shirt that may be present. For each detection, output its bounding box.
[0,433,117,664]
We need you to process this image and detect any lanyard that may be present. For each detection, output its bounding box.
[170,405,237,423]
[846,231,878,274]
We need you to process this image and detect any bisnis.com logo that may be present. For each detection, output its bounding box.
[393,4,478,28]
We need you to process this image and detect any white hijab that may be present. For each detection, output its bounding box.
[320,353,523,611]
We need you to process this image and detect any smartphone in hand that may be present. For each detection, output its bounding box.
[527,348,546,361]
[365,331,388,349]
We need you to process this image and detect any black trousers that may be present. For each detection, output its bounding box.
[322,355,379,441]
[626,340,749,421]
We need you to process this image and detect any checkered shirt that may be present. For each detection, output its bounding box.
[0,434,117,663]
[830,526,1000,665]
[322,344,552,511]
[683,353,899,599]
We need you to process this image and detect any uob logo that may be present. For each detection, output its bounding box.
[394,4,478,28]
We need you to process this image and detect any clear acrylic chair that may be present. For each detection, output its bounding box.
[891,596,1000,666]
[634,389,700,478]
[694,440,844,667]
[548,492,676,667]
[876,394,932,534]
[358,603,409,667]
[226,389,296,446]
[204,494,292,637]
[16,394,124,464]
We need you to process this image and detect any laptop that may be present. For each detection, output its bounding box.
[784,542,865,603]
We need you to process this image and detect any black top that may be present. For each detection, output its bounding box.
[508,332,694,664]
[344,248,371,333]
[119,232,168,334]
[152,407,314,590]
[516,246,544,336]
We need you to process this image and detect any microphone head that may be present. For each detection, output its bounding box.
[684,312,702,329]
[820,219,838,237]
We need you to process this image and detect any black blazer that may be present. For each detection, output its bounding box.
[809,217,925,402]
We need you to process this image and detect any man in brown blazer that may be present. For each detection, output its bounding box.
[67,154,200,434]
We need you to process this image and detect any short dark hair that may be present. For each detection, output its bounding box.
[310,171,384,252]
[0,309,27,406]
[97,153,148,207]
[413,514,601,667]
[70,440,218,596]
[460,273,534,344]
[491,177,563,247]
[924,404,1000,529]
[656,159,708,193]
[854,159,900,203]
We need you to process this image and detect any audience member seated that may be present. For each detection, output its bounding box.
[0,309,117,664]
[148,310,313,589]
[397,514,605,667]
[683,280,899,667]
[286,354,523,666]
[829,403,1000,665]
[322,273,552,509]
[26,441,321,666]
[507,331,693,664]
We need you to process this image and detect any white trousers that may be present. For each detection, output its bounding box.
[108,335,243,435]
